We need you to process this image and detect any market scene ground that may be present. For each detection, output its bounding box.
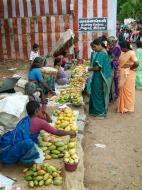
[0,60,142,190]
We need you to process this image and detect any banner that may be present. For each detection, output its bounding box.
[78,17,107,32]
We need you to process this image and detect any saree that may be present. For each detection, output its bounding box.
[110,44,121,100]
[36,76,55,94]
[136,48,142,89]
[118,50,138,113]
[28,68,55,94]
[0,116,39,164]
[89,51,112,117]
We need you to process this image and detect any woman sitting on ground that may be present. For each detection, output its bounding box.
[25,82,51,122]
[54,57,71,85]
[0,101,76,164]
[28,57,55,95]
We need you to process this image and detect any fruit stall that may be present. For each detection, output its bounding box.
[0,62,88,190]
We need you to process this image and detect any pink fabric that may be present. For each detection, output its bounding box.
[30,117,57,134]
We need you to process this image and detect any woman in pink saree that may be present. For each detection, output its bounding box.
[118,41,139,113]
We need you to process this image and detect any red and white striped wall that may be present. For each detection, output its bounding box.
[0,0,71,17]
[0,0,117,60]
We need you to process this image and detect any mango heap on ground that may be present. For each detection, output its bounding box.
[58,89,69,104]
[68,77,85,105]
[64,137,79,164]
[54,108,78,131]
[38,130,69,160]
[23,163,63,187]
[71,64,87,77]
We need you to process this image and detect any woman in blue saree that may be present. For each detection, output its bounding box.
[88,38,112,119]
[0,101,75,164]
[28,57,55,96]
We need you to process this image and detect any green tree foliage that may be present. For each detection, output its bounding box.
[118,0,142,21]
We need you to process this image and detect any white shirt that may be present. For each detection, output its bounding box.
[29,51,39,61]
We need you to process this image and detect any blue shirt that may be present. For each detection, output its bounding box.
[28,68,43,81]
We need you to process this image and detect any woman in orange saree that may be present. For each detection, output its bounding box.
[118,41,139,113]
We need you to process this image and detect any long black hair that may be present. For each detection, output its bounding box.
[33,43,39,50]
[93,37,107,49]
[54,57,62,67]
[119,41,132,50]
[29,57,43,71]
[92,38,102,46]
[26,101,40,117]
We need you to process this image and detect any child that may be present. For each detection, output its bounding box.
[29,43,48,66]
[29,43,40,62]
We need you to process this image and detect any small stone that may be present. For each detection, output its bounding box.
[133,148,139,152]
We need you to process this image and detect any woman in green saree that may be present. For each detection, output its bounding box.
[88,38,112,119]
[135,41,142,89]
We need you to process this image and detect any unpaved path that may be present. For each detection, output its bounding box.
[83,90,142,190]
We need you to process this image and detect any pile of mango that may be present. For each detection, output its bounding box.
[58,89,69,104]
[23,163,63,187]
[71,65,86,78]
[68,77,85,106]
[53,108,78,131]
[38,130,69,159]
[64,138,79,164]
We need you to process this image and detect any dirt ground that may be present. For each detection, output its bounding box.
[83,91,142,190]
[0,60,142,190]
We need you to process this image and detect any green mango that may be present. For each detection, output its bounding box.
[39,180,44,186]
[41,147,48,151]
[28,181,34,187]
[51,154,58,159]
[51,150,60,155]
[44,178,53,185]
[25,175,33,181]
[43,173,50,180]
[48,145,56,151]
[38,139,44,145]
[42,165,49,171]
[64,145,68,150]
[41,142,48,147]
[54,176,63,181]
[36,176,43,181]
[58,153,64,158]
[33,172,38,177]
[42,163,49,169]
[25,170,34,176]
[31,165,37,172]
[57,146,65,152]
[55,141,65,147]
[47,165,57,173]
[34,180,38,186]
[45,142,52,146]
[40,130,45,137]
[53,179,63,186]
